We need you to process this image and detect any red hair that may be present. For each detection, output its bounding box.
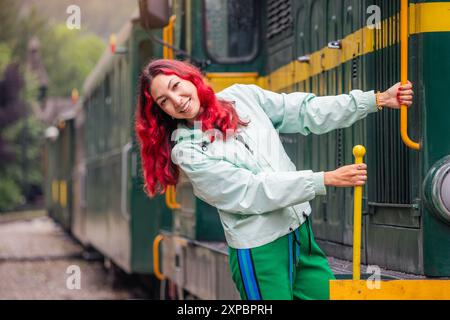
[135,59,248,197]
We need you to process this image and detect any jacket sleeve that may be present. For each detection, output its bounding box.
[238,84,378,135]
[171,142,326,215]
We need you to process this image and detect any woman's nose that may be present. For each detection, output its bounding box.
[166,92,181,107]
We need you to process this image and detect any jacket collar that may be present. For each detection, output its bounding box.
[172,122,209,145]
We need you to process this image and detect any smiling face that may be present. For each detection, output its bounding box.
[150,74,201,123]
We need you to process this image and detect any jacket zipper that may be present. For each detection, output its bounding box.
[235,134,253,155]
[238,132,277,171]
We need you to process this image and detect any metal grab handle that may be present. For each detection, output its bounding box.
[400,0,420,150]
[153,234,165,280]
[165,185,181,209]
[165,185,173,208]
[352,145,366,280]
[121,142,132,220]
[170,185,181,209]
[163,15,176,59]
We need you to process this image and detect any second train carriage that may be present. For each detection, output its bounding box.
[75,10,174,277]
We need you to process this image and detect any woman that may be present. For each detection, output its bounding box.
[135,59,414,300]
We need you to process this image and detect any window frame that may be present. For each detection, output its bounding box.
[201,0,261,64]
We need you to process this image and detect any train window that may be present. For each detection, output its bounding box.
[203,0,260,63]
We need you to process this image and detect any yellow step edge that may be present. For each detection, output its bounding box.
[330,280,450,300]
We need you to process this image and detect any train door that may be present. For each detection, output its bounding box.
[365,0,422,274]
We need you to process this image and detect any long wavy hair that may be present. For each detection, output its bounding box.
[135,59,249,197]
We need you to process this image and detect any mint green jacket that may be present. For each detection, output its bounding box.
[171,84,378,249]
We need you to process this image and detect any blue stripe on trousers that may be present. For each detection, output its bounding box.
[295,228,300,264]
[288,233,293,286]
[237,249,261,300]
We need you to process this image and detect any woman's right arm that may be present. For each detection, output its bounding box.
[172,142,367,214]
[226,84,377,135]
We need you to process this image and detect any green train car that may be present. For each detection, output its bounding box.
[44,113,76,231]
[44,0,450,299]
[79,11,174,276]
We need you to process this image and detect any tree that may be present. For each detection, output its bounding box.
[0,63,27,211]
[0,0,105,211]
[38,24,105,97]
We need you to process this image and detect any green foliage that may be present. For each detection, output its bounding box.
[1,114,45,212]
[0,173,24,211]
[1,1,49,62]
[0,0,105,211]
[0,0,21,48]
[0,43,12,73]
[0,0,106,97]
[19,0,138,40]
[23,68,40,105]
[39,24,105,97]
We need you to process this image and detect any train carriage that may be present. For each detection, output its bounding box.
[72,11,173,279]
[43,0,450,300]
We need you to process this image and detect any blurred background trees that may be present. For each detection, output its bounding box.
[0,0,135,211]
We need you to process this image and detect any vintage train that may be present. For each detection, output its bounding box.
[44,0,450,299]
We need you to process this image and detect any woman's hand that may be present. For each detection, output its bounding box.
[377,81,414,109]
[324,164,367,187]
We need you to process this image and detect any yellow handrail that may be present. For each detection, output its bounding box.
[170,185,181,209]
[60,180,67,208]
[163,15,176,60]
[163,27,169,59]
[169,15,176,59]
[52,180,58,203]
[153,234,165,280]
[166,186,175,209]
[165,185,173,208]
[400,0,420,150]
[165,185,181,209]
[352,145,366,280]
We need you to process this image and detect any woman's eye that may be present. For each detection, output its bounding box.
[173,82,180,89]
[160,98,167,106]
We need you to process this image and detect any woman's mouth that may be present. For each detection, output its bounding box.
[180,99,191,113]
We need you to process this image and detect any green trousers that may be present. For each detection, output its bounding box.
[228,218,336,300]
